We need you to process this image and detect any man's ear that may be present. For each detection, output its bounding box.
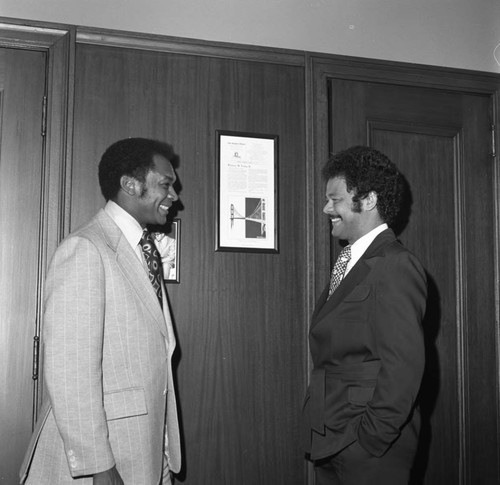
[120,175,138,196]
[363,191,378,211]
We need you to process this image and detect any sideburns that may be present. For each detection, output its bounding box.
[138,185,148,198]
[351,198,362,213]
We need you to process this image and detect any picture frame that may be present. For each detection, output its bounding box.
[152,218,181,283]
[216,130,279,253]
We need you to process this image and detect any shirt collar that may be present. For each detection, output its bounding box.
[104,200,144,250]
[347,223,389,271]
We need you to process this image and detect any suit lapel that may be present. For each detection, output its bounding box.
[312,229,397,326]
[96,210,168,338]
[313,259,372,324]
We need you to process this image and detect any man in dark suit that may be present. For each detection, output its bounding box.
[302,146,427,484]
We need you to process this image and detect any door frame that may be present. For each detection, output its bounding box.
[0,17,75,423]
[305,52,500,484]
[307,52,500,302]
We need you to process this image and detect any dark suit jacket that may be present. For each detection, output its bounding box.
[302,229,426,461]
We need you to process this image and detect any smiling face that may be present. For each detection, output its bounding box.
[323,176,374,244]
[130,154,178,227]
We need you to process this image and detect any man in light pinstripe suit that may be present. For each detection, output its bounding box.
[20,138,182,484]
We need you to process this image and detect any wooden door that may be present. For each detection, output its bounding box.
[312,63,499,484]
[0,47,46,483]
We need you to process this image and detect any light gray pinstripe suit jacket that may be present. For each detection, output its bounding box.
[20,210,181,484]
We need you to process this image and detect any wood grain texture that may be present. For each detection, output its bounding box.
[0,47,46,484]
[71,44,308,484]
[319,74,498,484]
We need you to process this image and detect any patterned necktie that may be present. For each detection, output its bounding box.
[139,229,163,308]
[328,245,351,299]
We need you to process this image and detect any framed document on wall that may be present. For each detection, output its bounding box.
[216,131,279,253]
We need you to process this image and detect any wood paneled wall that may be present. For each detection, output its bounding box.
[1,18,500,485]
[70,42,308,484]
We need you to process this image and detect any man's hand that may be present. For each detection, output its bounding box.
[93,466,124,485]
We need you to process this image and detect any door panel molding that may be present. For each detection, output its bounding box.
[0,17,74,417]
[370,119,470,483]
[367,119,460,138]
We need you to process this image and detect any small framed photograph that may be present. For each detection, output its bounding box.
[153,219,181,283]
[216,130,279,253]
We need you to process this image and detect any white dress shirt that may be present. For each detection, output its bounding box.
[104,200,145,264]
[344,223,389,277]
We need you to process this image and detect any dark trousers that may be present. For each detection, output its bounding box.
[314,424,419,485]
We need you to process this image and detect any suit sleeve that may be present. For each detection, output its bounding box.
[357,250,427,457]
[43,235,115,477]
